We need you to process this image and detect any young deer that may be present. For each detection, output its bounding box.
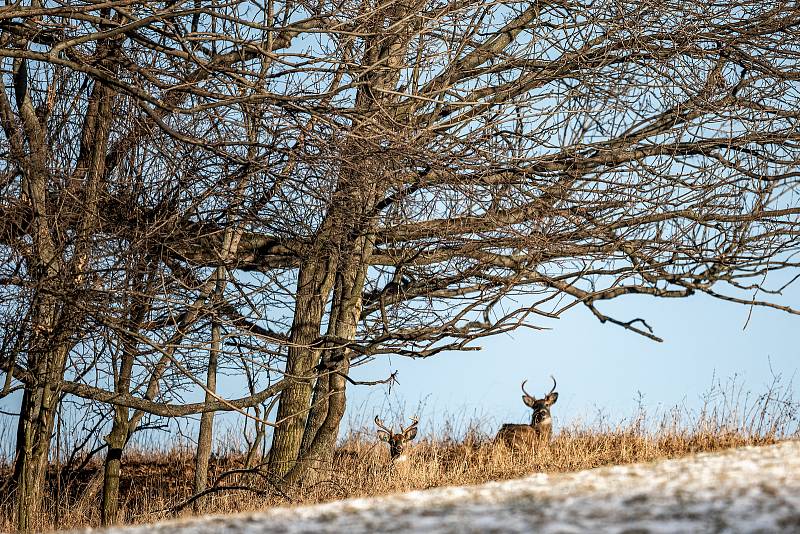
[496,376,558,449]
[375,415,418,463]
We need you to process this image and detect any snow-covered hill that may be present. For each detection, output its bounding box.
[86,441,800,533]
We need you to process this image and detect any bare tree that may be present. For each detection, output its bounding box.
[2,1,800,529]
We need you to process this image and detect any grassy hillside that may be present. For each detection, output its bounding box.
[1,378,796,532]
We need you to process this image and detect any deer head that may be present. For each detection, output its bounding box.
[375,416,418,461]
[521,376,558,437]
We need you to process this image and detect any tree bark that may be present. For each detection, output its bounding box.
[284,237,374,484]
[266,9,403,473]
[194,284,222,511]
[11,29,119,529]
[299,374,330,458]
[13,338,70,532]
[101,406,129,527]
[101,285,147,527]
[10,60,64,532]
[267,255,337,478]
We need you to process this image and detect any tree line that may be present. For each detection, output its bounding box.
[1,0,799,531]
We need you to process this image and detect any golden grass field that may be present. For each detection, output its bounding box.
[1,379,796,532]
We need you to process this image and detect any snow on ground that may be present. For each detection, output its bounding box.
[83,441,800,533]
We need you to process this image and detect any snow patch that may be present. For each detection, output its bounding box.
[80,441,800,533]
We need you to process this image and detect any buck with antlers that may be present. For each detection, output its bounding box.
[496,376,558,449]
[375,416,419,463]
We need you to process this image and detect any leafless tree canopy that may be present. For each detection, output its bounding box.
[1,0,799,529]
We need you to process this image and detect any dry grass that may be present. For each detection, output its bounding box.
[0,429,781,533]
[1,377,797,532]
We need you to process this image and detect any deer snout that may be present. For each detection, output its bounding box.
[533,410,551,426]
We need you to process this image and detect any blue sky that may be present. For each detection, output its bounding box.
[345,281,799,438]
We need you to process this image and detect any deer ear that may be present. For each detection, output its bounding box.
[378,431,390,442]
[545,392,559,406]
[404,426,418,441]
[522,395,536,408]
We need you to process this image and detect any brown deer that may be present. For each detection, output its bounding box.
[496,376,558,449]
[375,415,418,463]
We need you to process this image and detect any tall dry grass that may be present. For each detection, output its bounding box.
[1,375,797,532]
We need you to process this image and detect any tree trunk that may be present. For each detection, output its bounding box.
[268,256,336,478]
[13,342,68,533]
[193,312,221,511]
[101,406,128,526]
[13,390,40,534]
[100,256,152,526]
[283,363,349,485]
[289,229,377,484]
[269,153,384,481]
[98,326,138,526]
[13,36,118,529]
[300,374,330,457]
[9,50,63,531]
[268,1,405,475]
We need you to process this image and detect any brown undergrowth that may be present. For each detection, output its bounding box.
[0,381,796,533]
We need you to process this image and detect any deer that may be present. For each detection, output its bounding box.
[496,376,558,449]
[375,415,419,463]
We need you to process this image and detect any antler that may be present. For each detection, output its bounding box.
[374,415,393,434]
[548,375,557,395]
[521,379,534,399]
[402,416,419,434]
